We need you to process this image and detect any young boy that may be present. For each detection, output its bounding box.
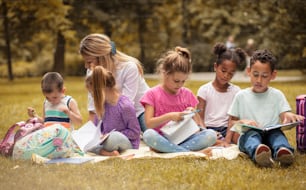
[228,49,304,167]
[27,72,83,130]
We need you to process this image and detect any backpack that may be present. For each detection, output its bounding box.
[296,95,306,153]
[12,124,81,160]
[0,118,44,157]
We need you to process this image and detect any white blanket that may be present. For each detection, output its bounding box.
[32,141,243,164]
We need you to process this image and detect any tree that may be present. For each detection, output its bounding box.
[1,0,305,77]
[0,0,72,79]
[1,1,13,80]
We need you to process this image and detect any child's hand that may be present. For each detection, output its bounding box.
[239,119,258,127]
[184,107,195,113]
[214,139,230,147]
[169,112,185,122]
[27,107,37,118]
[282,112,305,124]
[58,105,70,115]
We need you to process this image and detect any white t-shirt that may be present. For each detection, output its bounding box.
[228,87,291,127]
[87,61,150,117]
[197,82,240,127]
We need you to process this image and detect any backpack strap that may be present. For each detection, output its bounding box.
[0,121,26,156]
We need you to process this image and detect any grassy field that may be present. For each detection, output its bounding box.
[0,76,306,190]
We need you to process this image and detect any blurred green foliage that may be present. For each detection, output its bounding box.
[0,0,305,78]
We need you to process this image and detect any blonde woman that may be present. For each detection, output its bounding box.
[79,34,149,132]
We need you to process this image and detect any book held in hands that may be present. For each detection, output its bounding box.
[240,121,301,132]
[231,121,301,134]
[71,121,112,152]
[160,113,200,145]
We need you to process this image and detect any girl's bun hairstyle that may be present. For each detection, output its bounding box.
[213,42,246,67]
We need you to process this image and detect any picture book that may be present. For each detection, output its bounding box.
[160,112,200,145]
[71,121,113,152]
[240,121,301,132]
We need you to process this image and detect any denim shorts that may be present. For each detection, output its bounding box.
[206,126,227,139]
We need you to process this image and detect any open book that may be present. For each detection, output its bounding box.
[240,121,301,132]
[160,113,200,145]
[71,121,112,152]
[230,121,301,134]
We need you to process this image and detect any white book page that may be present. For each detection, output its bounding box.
[161,113,199,144]
[71,121,102,152]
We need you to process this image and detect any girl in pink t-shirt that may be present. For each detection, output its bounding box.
[141,47,217,153]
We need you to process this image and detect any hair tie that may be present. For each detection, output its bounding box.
[110,41,116,55]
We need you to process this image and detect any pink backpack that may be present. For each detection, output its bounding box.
[0,118,43,157]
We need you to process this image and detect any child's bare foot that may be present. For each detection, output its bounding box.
[99,149,120,156]
[213,139,229,147]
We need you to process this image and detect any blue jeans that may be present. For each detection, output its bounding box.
[138,112,147,132]
[238,129,294,161]
[207,126,227,138]
[91,131,132,154]
[143,129,217,153]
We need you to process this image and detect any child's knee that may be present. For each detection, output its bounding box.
[143,129,158,143]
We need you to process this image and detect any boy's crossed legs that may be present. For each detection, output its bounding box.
[239,129,294,167]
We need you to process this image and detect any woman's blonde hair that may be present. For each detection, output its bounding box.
[86,66,116,119]
[79,33,144,76]
[157,46,192,75]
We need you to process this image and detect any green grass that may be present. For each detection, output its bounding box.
[276,69,303,77]
[0,77,306,190]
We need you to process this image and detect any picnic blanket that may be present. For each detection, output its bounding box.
[32,141,244,164]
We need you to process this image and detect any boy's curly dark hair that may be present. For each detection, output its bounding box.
[250,49,277,71]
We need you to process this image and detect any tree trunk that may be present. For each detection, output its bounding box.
[53,31,66,76]
[2,1,13,81]
[182,0,189,45]
[136,6,146,64]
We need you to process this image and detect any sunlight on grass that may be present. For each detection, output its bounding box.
[0,77,306,189]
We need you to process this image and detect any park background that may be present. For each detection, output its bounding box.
[0,0,306,80]
[0,1,306,189]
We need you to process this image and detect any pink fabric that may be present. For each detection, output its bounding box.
[140,85,198,133]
